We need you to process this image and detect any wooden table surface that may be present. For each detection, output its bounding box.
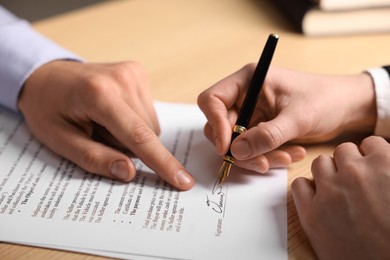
[1,0,389,259]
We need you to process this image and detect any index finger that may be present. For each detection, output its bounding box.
[291,177,315,215]
[197,64,256,154]
[92,98,195,191]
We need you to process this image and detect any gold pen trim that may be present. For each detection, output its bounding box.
[233,125,246,134]
[217,125,246,184]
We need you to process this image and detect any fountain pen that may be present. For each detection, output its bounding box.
[218,33,279,183]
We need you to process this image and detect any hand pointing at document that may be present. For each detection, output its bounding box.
[0,6,194,190]
[18,61,195,190]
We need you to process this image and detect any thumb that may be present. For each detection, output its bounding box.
[230,112,300,160]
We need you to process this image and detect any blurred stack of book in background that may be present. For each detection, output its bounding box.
[273,0,390,36]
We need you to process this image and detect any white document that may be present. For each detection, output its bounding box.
[0,102,287,260]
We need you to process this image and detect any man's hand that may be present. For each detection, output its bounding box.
[18,61,195,190]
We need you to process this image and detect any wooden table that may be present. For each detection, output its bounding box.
[1,0,389,259]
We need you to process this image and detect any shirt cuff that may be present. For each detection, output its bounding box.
[0,5,17,25]
[366,67,390,139]
[0,16,81,112]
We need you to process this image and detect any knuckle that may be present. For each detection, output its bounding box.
[312,154,324,164]
[242,63,256,72]
[290,177,304,191]
[120,60,144,73]
[336,142,354,150]
[81,74,109,100]
[311,154,327,172]
[129,61,146,75]
[159,152,176,167]
[203,123,212,139]
[290,179,298,191]
[203,125,208,137]
[361,135,386,150]
[129,123,156,145]
[334,142,354,156]
[116,61,146,81]
[197,90,213,110]
[261,123,283,149]
[80,147,100,172]
[362,135,380,144]
[196,91,207,108]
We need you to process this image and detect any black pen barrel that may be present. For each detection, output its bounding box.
[236,34,278,128]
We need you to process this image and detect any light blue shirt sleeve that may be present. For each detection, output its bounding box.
[0,5,81,112]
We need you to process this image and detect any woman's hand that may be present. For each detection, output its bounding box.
[292,136,390,259]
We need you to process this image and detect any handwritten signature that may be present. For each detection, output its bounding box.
[205,178,227,215]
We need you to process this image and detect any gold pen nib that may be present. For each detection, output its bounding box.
[218,156,235,184]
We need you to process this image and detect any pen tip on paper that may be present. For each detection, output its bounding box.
[218,157,234,184]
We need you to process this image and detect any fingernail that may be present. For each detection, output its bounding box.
[272,157,289,168]
[247,160,268,174]
[232,139,253,159]
[291,149,306,162]
[176,170,193,185]
[110,160,130,180]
